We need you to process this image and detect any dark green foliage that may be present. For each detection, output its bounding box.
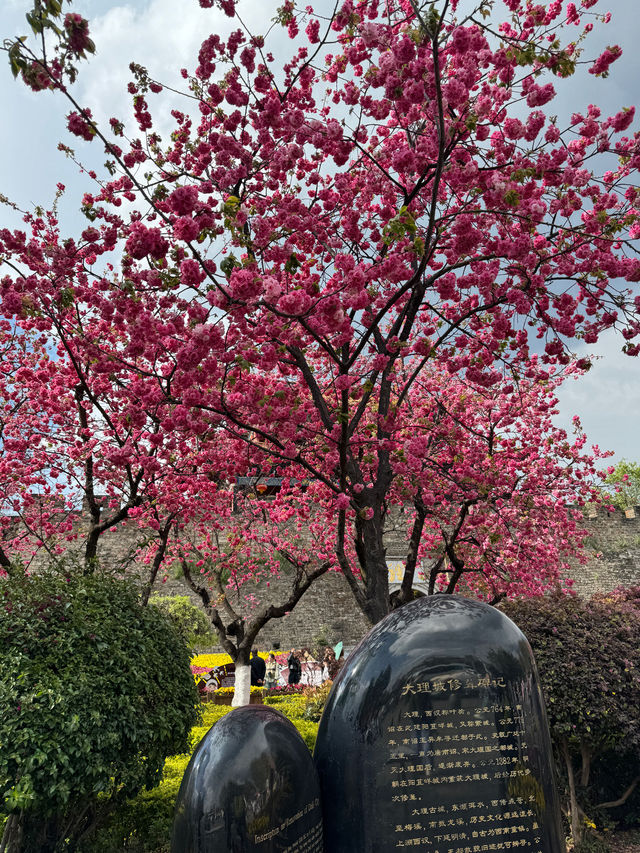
[501,592,640,842]
[80,703,320,851]
[573,836,611,853]
[586,589,640,831]
[592,585,640,618]
[502,593,640,754]
[149,594,213,648]
[0,569,200,852]
[589,752,640,830]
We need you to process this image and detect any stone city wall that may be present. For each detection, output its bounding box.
[571,505,640,596]
[5,505,640,652]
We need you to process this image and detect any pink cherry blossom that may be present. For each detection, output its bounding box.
[1,0,638,632]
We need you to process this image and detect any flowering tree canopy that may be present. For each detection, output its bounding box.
[2,0,639,625]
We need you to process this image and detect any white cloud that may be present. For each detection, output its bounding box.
[554,331,640,465]
[78,0,284,133]
[79,1,231,134]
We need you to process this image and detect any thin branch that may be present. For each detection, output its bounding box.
[597,776,640,810]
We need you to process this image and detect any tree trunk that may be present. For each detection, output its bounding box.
[232,645,252,707]
[562,737,582,846]
[580,741,591,788]
[0,544,11,571]
[84,521,101,568]
[0,813,58,853]
[140,520,173,606]
[0,814,23,853]
[355,511,391,626]
[233,664,251,707]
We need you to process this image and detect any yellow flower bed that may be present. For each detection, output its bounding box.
[192,650,291,668]
[191,652,234,669]
[81,696,321,850]
[216,685,264,695]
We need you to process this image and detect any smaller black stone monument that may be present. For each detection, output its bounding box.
[172,705,323,852]
[314,594,564,853]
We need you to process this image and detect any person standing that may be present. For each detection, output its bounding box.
[250,649,266,686]
[287,649,301,685]
[264,653,280,690]
[323,648,340,681]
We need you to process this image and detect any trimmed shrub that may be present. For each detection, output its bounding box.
[292,720,319,752]
[264,683,306,697]
[501,592,640,845]
[264,693,308,718]
[0,569,200,852]
[149,595,213,648]
[302,682,332,722]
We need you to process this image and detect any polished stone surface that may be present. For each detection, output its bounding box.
[172,705,323,852]
[314,594,564,853]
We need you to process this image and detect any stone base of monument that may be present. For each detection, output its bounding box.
[171,705,323,852]
[314,594,565,853]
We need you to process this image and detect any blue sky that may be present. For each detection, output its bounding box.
[2,0,639,465]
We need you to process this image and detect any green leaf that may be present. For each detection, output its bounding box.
[26,11,43,35]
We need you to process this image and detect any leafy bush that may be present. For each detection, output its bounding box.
[501,592,640,845]
[264,683,306,697]
[292,720,320,752]
[78,706,232,853]
[601,461,640,510]
[573,835,611,853]
[264,693,308,718]
[302,682,332,722]
[0,569,200,852]
[214,685,263,695]
[591,585,640,618]
[149,595,213,648]
[586,749,640,831]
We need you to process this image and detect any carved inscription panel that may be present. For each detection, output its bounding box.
[387,683,544,851]
[315,595,564,853]
[172,706,324,852]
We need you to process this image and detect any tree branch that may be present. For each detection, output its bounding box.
[597,775,640,810]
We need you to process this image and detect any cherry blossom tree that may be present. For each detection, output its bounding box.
[0,322,70,570]
[384,360,608,607]
[2,0,640,632]
[0,309,338,703]
[161,480,341,704]
[0,313,188,580]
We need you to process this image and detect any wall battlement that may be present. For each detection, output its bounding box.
[573,505,640,597]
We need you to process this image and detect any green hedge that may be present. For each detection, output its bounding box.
[501,590,640,844]
[0,569,200,853]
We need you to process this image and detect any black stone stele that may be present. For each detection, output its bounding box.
[314,594,564,853]
[172,705,323,852]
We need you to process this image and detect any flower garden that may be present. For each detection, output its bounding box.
[191,651,323,697]
[190,650,292,673]
[2,577,639,852]
[189,652,235,674]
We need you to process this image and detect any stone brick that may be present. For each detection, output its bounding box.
[572,505,640,597]
[6,504,639,653]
